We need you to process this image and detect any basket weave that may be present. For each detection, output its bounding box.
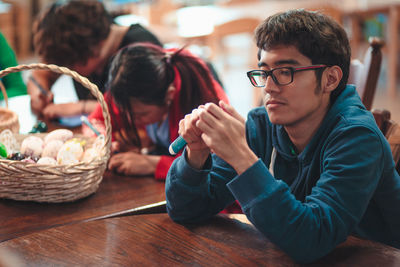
[0,80,19,133]
[0,63,111,203]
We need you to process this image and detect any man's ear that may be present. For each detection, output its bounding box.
[165,84,176,105]
[322,65,343,93]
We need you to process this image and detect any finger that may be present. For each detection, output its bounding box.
[30,97,44,113]
[109,153,122,161]
[178,118,186,137]
[200,132,212,147]
[42,107,52,119]
[43,106,57,119]
[116,163,127,174]
[111,141,120,153]
[219,100,245,123]
[46,91,54,103]
[203,102,226,120]
[196,118,214,137]
[197,107,222,129]
[180,111,202,143]
[108,156,122,170]
[190,109,203,136]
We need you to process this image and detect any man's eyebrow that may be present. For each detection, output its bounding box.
[258,62,268,68]
[258,59,300,68]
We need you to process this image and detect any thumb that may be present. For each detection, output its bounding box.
[47,91,54,103]
[219,100,245,123]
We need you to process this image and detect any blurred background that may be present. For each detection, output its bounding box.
[1,0,399,120]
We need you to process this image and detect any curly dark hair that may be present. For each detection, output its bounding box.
[255,9,351,103]
[32,0,112,67]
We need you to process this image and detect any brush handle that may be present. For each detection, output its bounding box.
[80,116,101,136]
[168,136,187,155]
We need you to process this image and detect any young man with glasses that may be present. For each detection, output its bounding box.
[165,9,400,263]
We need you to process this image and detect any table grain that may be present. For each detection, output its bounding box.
[1,213,399,266]
[0,171,165,242]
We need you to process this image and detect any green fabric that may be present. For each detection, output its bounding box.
[0,32,27,100]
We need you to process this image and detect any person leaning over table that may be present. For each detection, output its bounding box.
[27,0,162,119]
[0,32,27,99]
[165,9,400,264]
[86,42,229,180]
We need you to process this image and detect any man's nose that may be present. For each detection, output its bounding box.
[264,75,280,94]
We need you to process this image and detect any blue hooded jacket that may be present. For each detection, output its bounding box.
[166,85,400,263]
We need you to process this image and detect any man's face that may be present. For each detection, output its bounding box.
[259,45,328,127]
[72,56,102,77]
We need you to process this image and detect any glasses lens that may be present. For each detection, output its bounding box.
[272,68,292,85]
[249,71,266,87]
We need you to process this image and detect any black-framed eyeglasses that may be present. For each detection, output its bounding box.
[246,65,327,87]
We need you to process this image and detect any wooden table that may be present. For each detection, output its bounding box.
[0,171,165,242]
[0,213,398,266]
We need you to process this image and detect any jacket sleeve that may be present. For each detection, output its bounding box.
[166,149,238,222]
[227,124,385,263]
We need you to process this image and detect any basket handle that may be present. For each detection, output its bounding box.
[0,63,111,158]
[0,80,8,109]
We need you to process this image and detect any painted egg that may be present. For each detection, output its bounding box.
[37,157,57,165]
[20,136,44,158]
[56,139,84,165]
[44,129,73,145]
[42,140,64,159]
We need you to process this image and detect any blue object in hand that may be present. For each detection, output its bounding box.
[169,136,187,155]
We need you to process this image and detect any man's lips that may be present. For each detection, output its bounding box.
[266,99,285,106]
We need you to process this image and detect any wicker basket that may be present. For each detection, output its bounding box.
[0,80,20,133]
[0,63,111,203]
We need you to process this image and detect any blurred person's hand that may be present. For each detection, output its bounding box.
[29,87,53,115]
[42,102,83,119]
[108,151,159,176]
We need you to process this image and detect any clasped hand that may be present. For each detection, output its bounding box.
[179,100,258,174]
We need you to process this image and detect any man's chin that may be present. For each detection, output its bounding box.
[268,116,284,125]
[267,112,292,126]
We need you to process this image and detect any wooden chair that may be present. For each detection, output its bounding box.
[207,17,261,106]
[390,128,400,174]
[209,17,261,64]
[372,109,398,138]
[348,37,384,110]
[386,121,400,174]
[372,109,400,174]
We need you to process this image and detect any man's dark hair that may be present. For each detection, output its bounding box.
[33,0,112,67]
[255,9,351,102]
